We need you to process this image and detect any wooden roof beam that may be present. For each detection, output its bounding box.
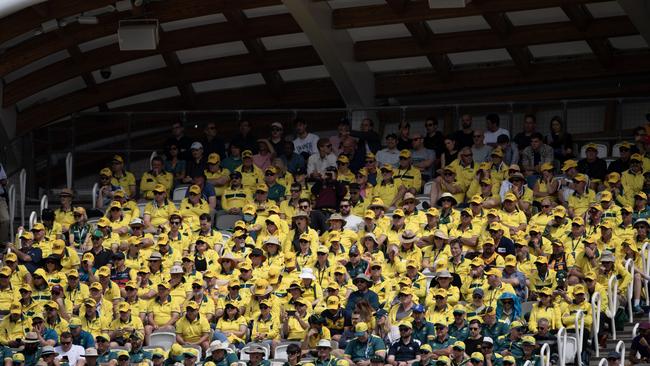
[481,11,531,74]
[16,46,321,133]
[0,0,282,78]
[2,13,300,107]
[354,16,636,60]
[375,53,650,96]
[224,9,284,97]
[562,4,613,67]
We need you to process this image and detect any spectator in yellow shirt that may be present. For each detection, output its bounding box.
[140,156,174,200]
[175,301,211,352]
[110,155,137,198]
[143,184,177,230]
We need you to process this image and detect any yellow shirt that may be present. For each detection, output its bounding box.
[54,208,75,229]
[147,296,182,326]
[373,180,399,207]
[108,315,144,334]
[176,315,210,343]
[0,287,17,312]
[80,314,110,338]
[0,316,32,345]
[111,171,136,193]
[217,316,247,344]
[394,166,422,192]
[144,200,177,227]
[567,189,596,218]
[528,304,562,332]
[205,168,231,197]
[179,198,210,232]
[140,171,174,200]
[236,166,264,195]
[221,187,251,211]
[250,314,280,340]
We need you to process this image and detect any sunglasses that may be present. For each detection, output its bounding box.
[265,172,275,177]
[61,341,72,345]
[399,327,410,332]
[299,205,309,209]
[170,221,181,225]
[470,327,480,331]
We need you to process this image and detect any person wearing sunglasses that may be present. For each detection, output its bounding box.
[54,331,85,366]
[307,138,337,181]
[387,321,420,366]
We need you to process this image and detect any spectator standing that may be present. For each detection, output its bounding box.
[484,114,510,147]
[311,167,347,211]
[513,115,537,152]
[577,143,608,182]
[164,143,186,185]
[411,133,436,181]
[231,120,257,154]
[377,134,400,168]
[280,141,306,175]
[471,130,493,163]
[222,142,243,173]
[202,121,226,159]
[293,118,320,159]
[453,114,475,150]
[165,121,192,160]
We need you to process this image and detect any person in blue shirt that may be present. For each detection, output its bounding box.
[9,231,42,274]
[345,275,380,313]
[69,318,94,349]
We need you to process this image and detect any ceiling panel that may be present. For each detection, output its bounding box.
[261,33,311,50]
[17,76,86,111]
[529,40,592,58]
[426,16,491,34]
[176,41,248,63]
[4,49,70,83]
[448,48,512,65]
[160,13,226,31]
[243,4,289,18]
[367,56,432,72]
[92,55,166,84]
[192,73,266,93]
[106,87,180,109]
[507,7,569,26]
[279,65,329,81]
[609,35,649,50]
[327,0,385,9]
[348,23,411,42]
[585,1,626,18]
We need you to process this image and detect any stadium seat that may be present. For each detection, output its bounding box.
[579,143,608,159]
[172,185,189,201]
[149,332,176,350]
[216,214,242,231]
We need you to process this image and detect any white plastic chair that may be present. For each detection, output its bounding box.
[274,344,290,361]
[591,292,602,357]
[148,332,176,349]
[521,301,535,316]
[579,143,608,159]
[216,215,242,231]
[626,258,635,323]
[423,181,434,195]
[607,275,619,339]
[28,211,37,231]
[149,151,158,170]
[40,195,48,213]
[172,186,188,201]
[92,183,99,209]
[416,197,430,211]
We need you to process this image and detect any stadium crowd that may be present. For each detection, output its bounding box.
[1,114,650,366]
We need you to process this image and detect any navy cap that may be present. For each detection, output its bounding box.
[412,304,426,313]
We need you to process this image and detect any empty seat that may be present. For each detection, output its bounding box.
[173,185,189,201]
[149,332,176,350]
[216,214,242,231]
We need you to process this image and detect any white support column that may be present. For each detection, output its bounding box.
[282,0,376,109]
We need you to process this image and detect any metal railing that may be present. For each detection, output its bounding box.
[8,185,15,242]
[557,327,568,366]
[607,274,619,340]
[540,343,551,366]
[591,292,602,358]
[616,340,625,366]
[625,258,635,323]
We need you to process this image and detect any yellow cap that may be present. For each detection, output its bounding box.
[207,153,220,164]
[399,149,411,158]
[242,150,253,158]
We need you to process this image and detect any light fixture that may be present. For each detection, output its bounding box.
[115,0,132,12]
[78,16,99,24]
[428,0,471,8]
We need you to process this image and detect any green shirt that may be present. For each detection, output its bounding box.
[495,336,523,358]
[268,183,286,203]
[482,321,509,340]
[412,321,436,346]
[130,348,153,363]
[344,335,386,361]
[430,335,457,351]
[97,350,118,364]
[516,354,540,366]
[448,321,469,342]
[315,356,339,366]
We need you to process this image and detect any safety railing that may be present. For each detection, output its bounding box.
[91,183,99,209]
[540,343,551,366]
[625,258,635,323]
[597,358,607,366]
[65,152,73,189]
[19,168,26,227]
[28,211,37,230]
[591,292,601,358]
[40,194,48,214]
[557,327,568,366]
[575,310,585,366]
[644,243,650,307]
[616,340,625,366]
[607,274,619,340]
[8,185,15,242]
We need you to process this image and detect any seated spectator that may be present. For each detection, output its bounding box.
[205,153,230,198]
[520,133,553,185]
[96,168,123,209]
[110,155,136,198]
[578,143,608,184]
[164,142,187,185]
[484,114,510,147]
[377,134,400,168]
[143,184,176,230]
[344,321,386,363]
[387,321,421,365]
[471,130,492,163]
[293,118,320,159]
[608,141,633,174]
[545,116,574,162]
[312,167,347,211]
[397,121,412,151]
[514,115,537,151]
[631,321,650,363]
[495,134,519,166]
[140,156,174,200]
[280,141,306,175]
[307,138,337,181]
[54,331,85,366]
[411,133,435,182]
[253,139,275,171]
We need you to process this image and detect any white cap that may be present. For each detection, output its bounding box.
[299,268,316,280]
[190,141,203,150]
[129,217,144,226]
[84,348,99,357]
[482,337,494,344]
[317,339,332,348]
[271,122,283,129]
[170,265,184,274]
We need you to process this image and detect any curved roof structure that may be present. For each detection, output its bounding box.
[1,0,649,134]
